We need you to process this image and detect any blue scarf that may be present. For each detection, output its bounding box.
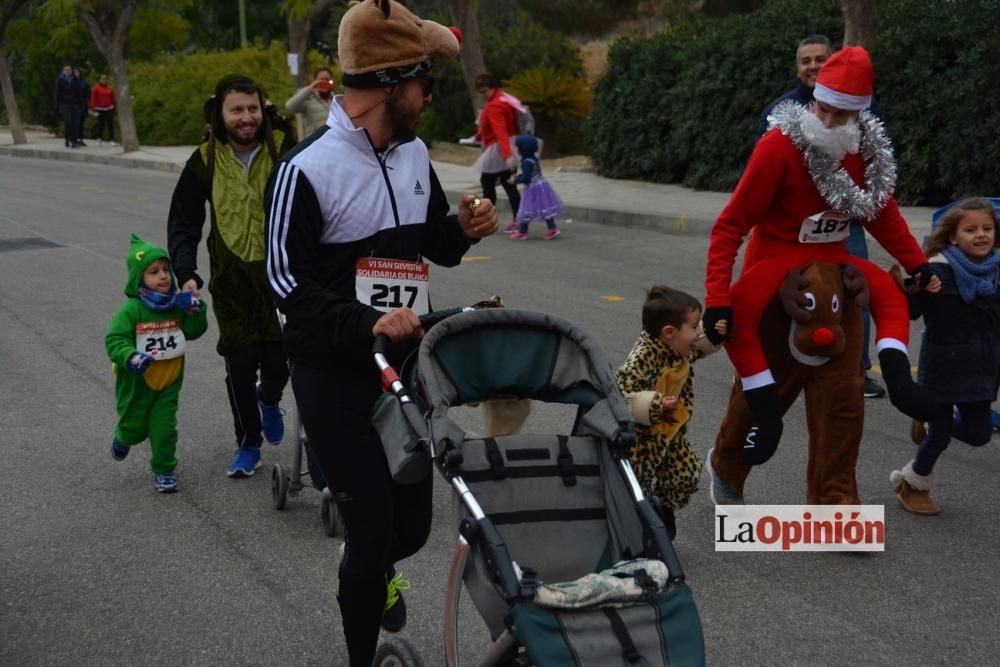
[138,284,176,311]
[942,246,1000,303]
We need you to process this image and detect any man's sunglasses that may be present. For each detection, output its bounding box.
[417,75,435,96]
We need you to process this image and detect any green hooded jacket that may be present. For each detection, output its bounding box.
[167,132,292,355]
[105,234,209,392]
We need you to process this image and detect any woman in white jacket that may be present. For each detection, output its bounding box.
[285,66,335,138]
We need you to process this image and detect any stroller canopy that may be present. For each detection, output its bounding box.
[415,308,634,446]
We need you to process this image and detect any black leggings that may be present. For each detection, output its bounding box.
[913,400,993,475]
[222,340,289,447]
[291,363,433,667]
[95,110,115,141]
[480,170,520,217]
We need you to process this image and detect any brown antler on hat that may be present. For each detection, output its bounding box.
[338,0,460,88]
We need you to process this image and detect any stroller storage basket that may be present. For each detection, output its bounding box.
[510,581,704,667]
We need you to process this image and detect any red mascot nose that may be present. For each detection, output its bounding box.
[811,327,835,348]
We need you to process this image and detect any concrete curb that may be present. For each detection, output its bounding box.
[1,143,717,236]
[0,145,184,175]
[441,188,716,236]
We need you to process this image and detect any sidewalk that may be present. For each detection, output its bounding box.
[0,128,937,236]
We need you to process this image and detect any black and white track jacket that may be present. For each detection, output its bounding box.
[264,99,473,370]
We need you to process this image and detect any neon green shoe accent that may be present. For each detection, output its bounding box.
[385,571,411,610]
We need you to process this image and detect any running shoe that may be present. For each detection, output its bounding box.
[227,446,262,478]
[153,471,178,493]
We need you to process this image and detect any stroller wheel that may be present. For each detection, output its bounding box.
[320,487,342,537]
[373,637,424,667]
[271,463,289,510]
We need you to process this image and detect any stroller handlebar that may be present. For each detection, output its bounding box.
[371,306,468,358]
[372,298,504,388]
[372,298,504,358]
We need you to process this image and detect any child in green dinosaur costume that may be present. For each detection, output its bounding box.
[105,234,208,492]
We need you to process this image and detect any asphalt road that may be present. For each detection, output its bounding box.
[2,156,998,666]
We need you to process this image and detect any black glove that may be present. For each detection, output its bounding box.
[742,384,783,465]
[909,264,934,290]
[702,306,732,345]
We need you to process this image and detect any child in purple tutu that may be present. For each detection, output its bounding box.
[508,134,563,240]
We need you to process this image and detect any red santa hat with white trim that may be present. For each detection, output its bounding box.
[813,45,874,111]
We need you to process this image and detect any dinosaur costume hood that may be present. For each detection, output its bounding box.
[124,233,172,298]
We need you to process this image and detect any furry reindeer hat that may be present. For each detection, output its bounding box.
[338,0,461,89]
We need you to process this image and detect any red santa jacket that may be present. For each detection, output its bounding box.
[704,128,926,307]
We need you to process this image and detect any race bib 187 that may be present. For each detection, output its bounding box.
[135,320,186,360]
[799,210,851,244]
[355,258,430,315]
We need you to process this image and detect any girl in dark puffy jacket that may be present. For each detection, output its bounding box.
[890,198,1000,515]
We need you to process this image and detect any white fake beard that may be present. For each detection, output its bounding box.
[800,110,861,160]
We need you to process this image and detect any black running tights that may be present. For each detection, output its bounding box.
[291,363,433,666]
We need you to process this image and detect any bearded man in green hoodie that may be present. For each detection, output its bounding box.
[167,75,295,478]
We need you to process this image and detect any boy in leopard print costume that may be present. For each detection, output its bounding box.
[617,286,725,535]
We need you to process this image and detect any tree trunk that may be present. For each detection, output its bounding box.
[79,1,140,152]
[447,0,486,120]
[0,49,26,144]
[286,0,331,88]
[840,0,879,51]
[288,14,310,88]
[107,52,139,152]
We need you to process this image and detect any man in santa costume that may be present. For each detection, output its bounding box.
[702,46,937,466]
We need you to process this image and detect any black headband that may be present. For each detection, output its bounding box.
[341,59,433,89]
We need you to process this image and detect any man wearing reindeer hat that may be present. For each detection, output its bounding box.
[702,46,939,493]
[264,1,498,663]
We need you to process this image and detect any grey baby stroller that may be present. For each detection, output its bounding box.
[371,307,705,666]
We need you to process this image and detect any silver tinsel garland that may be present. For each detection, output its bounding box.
[768,100,897,220]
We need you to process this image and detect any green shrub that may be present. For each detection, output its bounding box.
[481,10,583,81]
[875,0,1000,204]
[128,42,305,146]
[504,67,592,155]
[415,7,585,145]
[588,0,841,189]
[588,0,1000,204]
[503,67,592,119]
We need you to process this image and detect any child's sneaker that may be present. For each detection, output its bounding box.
[704,447,744,504]
[381,570,412,633]
[509,232,528,240]
[257,385,285,444]
[111,438,129,461]
[542,227,561,240]
[227,446,262,477]
[504,221,519,234]
[153,471,178,493]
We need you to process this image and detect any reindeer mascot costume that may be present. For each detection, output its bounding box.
[711,262,871,503]
[702,47,937,482]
